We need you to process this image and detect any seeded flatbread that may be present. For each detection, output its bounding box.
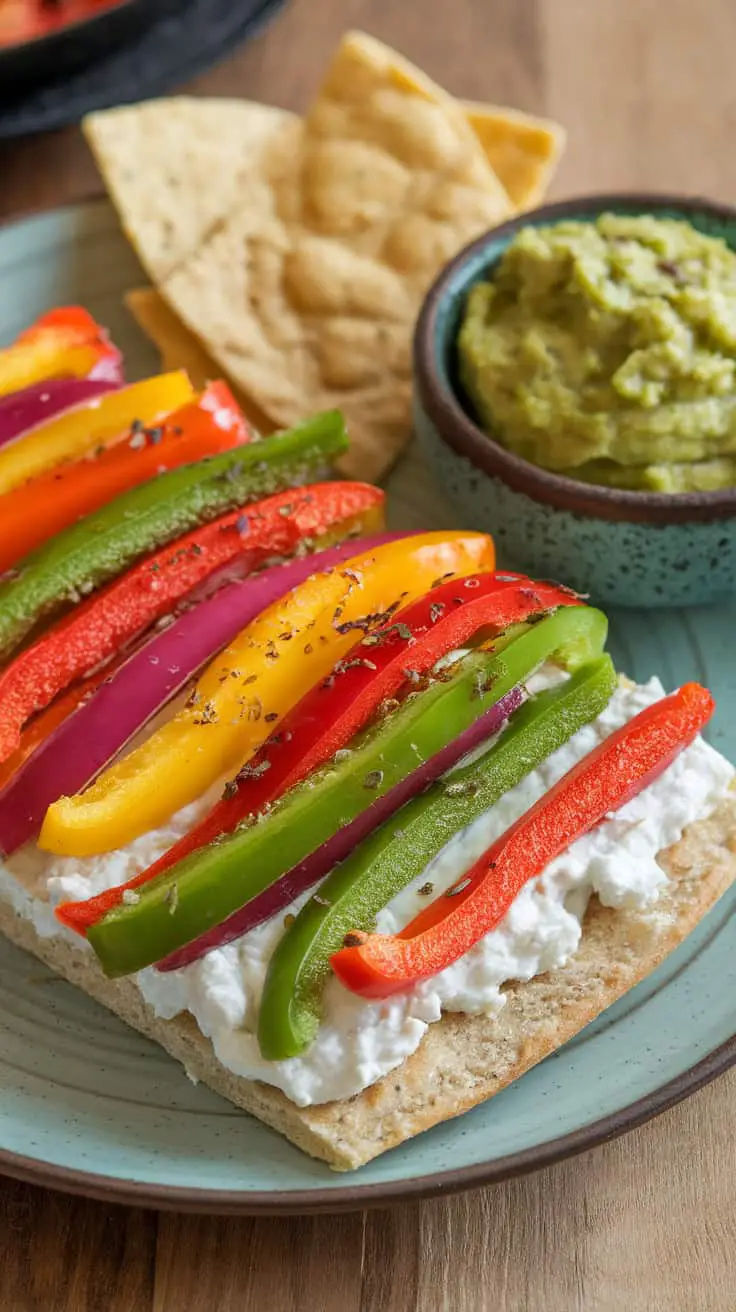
[462,102,566,210]
[158,33,514,483]
[1,795,734,1170]
[83,97,295,282]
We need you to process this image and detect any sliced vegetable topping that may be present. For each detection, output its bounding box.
[0,307,121,399]
[77,604,605,977]
[0,481,384,766]
[0,409,349,662]
[258,655,617,1059]
[122,571,580,895]
[0,371,193,497]
[331,681,715,999]
[41,532,493,857]
[2,541,389,858]
[0,381,251,575]
[0,376,120,451]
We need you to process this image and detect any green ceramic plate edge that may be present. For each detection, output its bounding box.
[0,201,734,1214]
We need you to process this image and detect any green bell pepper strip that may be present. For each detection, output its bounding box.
[257,654,617,1060]
[87,603,608,978]
[0,410,348,661]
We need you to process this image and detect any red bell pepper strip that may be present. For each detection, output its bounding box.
[0,307,121,397]
[0,663,117,794]
[64,572,578,932]
[0,481,385,765]
[0,381,250,577]
[331,681,715,999]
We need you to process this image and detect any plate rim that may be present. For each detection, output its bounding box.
[1,1032,735,1213]
[0,198,734,1213]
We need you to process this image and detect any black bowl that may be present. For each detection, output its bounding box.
[0,0,154,98]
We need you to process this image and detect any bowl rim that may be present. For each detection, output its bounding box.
[413,191,736,526]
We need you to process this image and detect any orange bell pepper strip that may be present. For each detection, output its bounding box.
[39,532,495,856]
[0,307,121,398]
[0,370,194,497]
[0,481,385,766]
[331,682,715,999]
[0,381,249,576]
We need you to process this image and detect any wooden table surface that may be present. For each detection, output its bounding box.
[1,1,736,1308]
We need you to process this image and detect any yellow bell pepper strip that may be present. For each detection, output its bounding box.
[0,409,348,662]
[0,380,250,576]
[0,370,194,498]
[331,681,715,999]
[257,655,617,1059]
[0,307,122,399]
[40,531,495,857]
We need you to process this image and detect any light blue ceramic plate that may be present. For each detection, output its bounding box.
[0,202,734,1214]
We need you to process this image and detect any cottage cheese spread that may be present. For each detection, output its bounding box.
[1,673,732,1106]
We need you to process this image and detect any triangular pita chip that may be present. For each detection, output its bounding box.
[463,102,565,210]
[159,32,514,482]
[84,97,295,282]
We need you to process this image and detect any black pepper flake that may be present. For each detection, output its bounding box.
[235,514,249,535]
[193,700,219,725]
[130,418,145,434]
[222,779,239,799]
[246,698,263,721]
[377,697,400,718]
[343,932,364,948]
[238,758,271,781]
[446,877,472,897]
[224,460,245,484]
[304,642,313,655]
[495,573,521,583]
[341,568,362,585]
[402,668,421,684]
[243,673,257,685]
[190,543,203,556]
[657,259,680,278]
[444,779,480,798]
[429,602,446,623]
[186,689,202,708]
[278,630,294,642]
[146,426,164,445]
[264,711,278,722]
[363,769,384,789]
[418,882,434,896]
[431,572,455,589]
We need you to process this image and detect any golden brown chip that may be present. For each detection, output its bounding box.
[160,33,514,482]
[463,102,566,210]
[84,98,295,281]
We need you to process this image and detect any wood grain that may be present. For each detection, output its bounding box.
[1,0,736,1307]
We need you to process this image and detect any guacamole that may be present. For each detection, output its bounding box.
[458,214,736,491]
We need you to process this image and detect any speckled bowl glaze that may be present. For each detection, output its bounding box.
[413,194,736,608]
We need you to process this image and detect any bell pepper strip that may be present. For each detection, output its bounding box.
[0,370,194,499]
[0,480,384,764]
[0,662,118,795]
[0,381,252,576]
[258,655,617,1059]
[0,307,122,399]
[155,608,607,972]
[0,377,120,452]
[78,604,604,978]
[42,531,494,858]
[330,680,715,1000]
[3,539,394,859]
[123,572,580,892]
[0,409,349,662]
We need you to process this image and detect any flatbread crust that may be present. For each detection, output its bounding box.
[1,796,734,1171]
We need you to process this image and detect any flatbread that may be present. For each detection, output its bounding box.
[2,796,734,1170]
[83,98,295,281]
[158,32,514,484]
[462,102,566,210]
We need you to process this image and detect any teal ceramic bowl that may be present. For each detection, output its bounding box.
[413,194,736,608]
